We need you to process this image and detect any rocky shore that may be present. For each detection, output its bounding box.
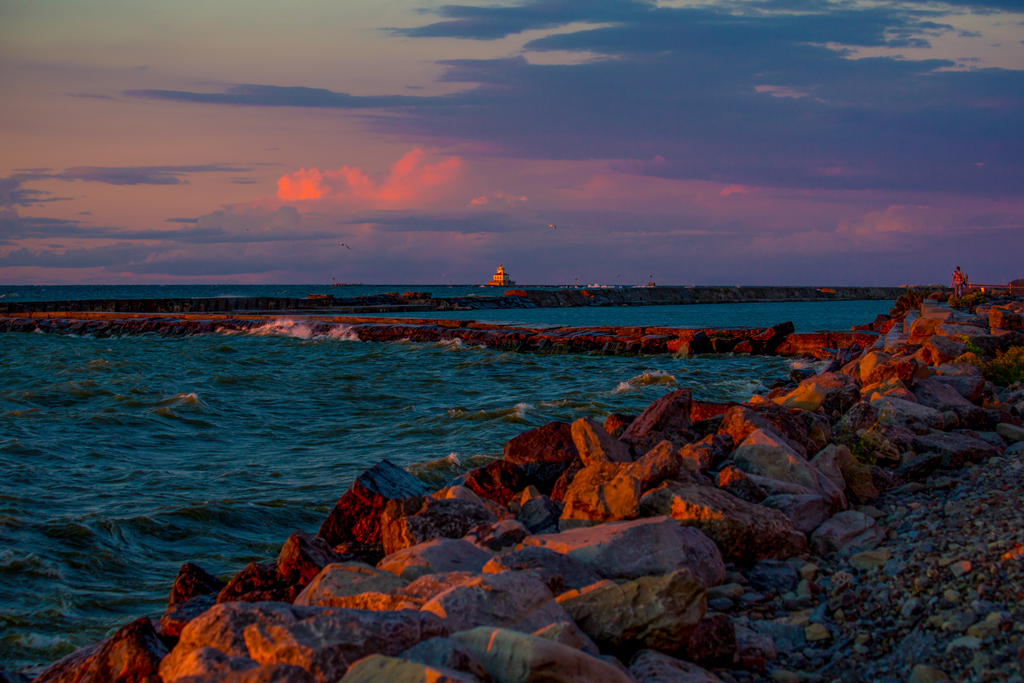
[6,295,1024,683]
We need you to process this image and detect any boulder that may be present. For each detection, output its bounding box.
[394,573,479,603]
[811,444,877,504]
[560,463,641,526]
[169,563,226,607]
[998,423,1024,443]
[277,531,343,587]
[482,546,601,592]
[462,460,531,507]
[679,613,736,668]
[242,610,448,682]
[865,359,921,386]
[679,435,732,474]
[217,562,296,604]
[718,406,807,459]
[319,460,431,546]
[549,458,584,503]
[158,646,260,683]
[570,418,633,466]
[401,637,493,682]
[731,429,820,491]
[293,563,408,607]
[809,511,884,555]
[377,539,493,582]
[502,421,579,488]
[531,622,600,656]
[462,520,529,551]
[916,336,968,366]
[604,413,636,438]
[420,571,570,634]
[557,569,706,656]
[162,595,218,638]
[735,626,777,662]
[896,451,944,481]
[745,559,798,593]
[381,497,496,555]
[799,373,859,415]
[338,655,478,683]
[628,440,685,488]
[450,627,636,683]
[620,389,694,453]
[871,396,945,432]
[629,649,723,682]
[521,516,726,587]
[931,374,985,403]
[913,379,988,429]
[516,495,561,534]
[640,481,806,564]
[714,466,819,505]
[990,306,1024,331]
[34,618,168,683]
[761,493,830,534]
[772,383,826,412]
[911,432,1001,469]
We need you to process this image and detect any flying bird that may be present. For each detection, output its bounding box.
[337,243,351,250]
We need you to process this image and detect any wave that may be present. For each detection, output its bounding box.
[613,369,678,394]
[247,318,360,342]
[408,452,497,488]
[446,402,534,423]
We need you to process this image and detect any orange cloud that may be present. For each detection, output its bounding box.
[470,196,489,205]
[468,192,527,207]
[720,184,753,197]
[277,149,462,206]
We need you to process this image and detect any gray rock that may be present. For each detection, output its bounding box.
[377,539,493,581]
[481,546,601,592]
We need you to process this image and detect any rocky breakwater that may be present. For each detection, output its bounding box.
[11,299,1024,683]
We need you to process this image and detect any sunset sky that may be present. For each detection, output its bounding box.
[2,0,1022,285]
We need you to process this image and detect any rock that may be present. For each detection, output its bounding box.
[751,621,805,654]
[242,610,448,682]
[571,418,633,466]
[277,531,343,587]
[719,406,807,459]
[621,389,694,453]
[560,463,641,526]
[916,336,968,366]
[522,516,725,586]
[714,466,819,505]
[217,562,295,604]
[871,396,945,432]
[679,614,736,668]
[482,546,601,592]
[420,570,569,633]
[640,481,805,564]
[932,373,986,403]
[629,649,724,682]
[808,444,846,490]
[451,627,635,683]
[605,413,636,438]
[158,646,260,683]
[377,539,493,581]
[502,421,579,489]
[169,563,226,607]
[679,435,732,474]
[293,562,408,607]
[849,549,891,570]
[162,595,218,638]
[381,497,496,555]
[745,560,798,593]
[804,623,830,642]
[396,573,479,603]
[532,622,600,656]
[811,444,877,504]
[809,510,884,555]
[549,458,584,503]
[629,441,685,489]
[516,495,561,534]
[462,519,529,551]
[319,460,430,546]
[772,383,826,412]
[401,637,493,682]
[761,493,829,534]
[997,422,1024,443]
[908,664,950,683]
[735,626,777,661]
[913,379,988,429]
[557,569,706,656]
[800,372,860,415]
[34,617,168,683]
[731,429,820,491]
[462,460,531,507]
[990,306,1024,331]
[896,451,944,481]
[338,655,478,683]
[911,432,1001,469]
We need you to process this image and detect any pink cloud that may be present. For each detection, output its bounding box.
[470,196,489,205]
[276,148,462,206]
[468,192,527,207]
[720,184,753,197]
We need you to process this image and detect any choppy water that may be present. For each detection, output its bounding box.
[0,287,890,670]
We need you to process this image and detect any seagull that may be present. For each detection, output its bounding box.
[337,243,351,250]
[548,224,557,229]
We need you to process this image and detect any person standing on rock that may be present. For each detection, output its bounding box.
[952,266,965,298]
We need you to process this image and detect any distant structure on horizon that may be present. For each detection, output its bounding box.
[487,264,515,286]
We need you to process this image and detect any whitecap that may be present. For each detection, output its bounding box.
[613,369,677,393]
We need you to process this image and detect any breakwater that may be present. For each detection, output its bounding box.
[0,313,883,359]
[0,285,913,316]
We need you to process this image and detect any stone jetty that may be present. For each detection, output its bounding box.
[6,293,1024,683]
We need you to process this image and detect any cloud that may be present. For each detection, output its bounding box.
[343,210,535,233]
[125,84,421,109]
[720,185,753,196]
[276,149,462,206]
[469,192,528,206]
[52,164,251,186]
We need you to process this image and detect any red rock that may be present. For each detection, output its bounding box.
[621,388,694,453]
[990,306,1024,331]
[690,401,739,423]
[277,531,342,587]
[718,406,808,459]
[318,460,430,546]
[604,413,635,438]
[217,562,297,604]
[380,496,496,555]
[34,618,168,683]
[866,359,920,385]
[169,562,226,607]
[915,336,968,366]
[462,459,530,506]
[501,421,579,488]
[549,458,583,502]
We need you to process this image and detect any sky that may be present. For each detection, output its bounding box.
[1,0,1022,286]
